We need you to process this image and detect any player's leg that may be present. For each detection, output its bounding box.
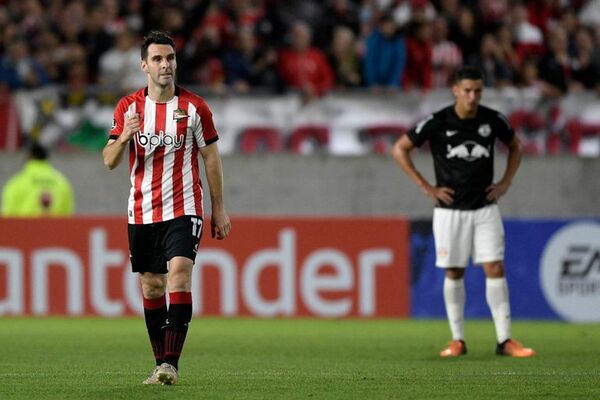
[474,205,534,357]
[128,222,169,384]
[163,257,193,371]
[156,216,202,384]
[433,208,472,357]
[139,272,168,384]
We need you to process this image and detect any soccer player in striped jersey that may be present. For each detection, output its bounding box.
[103,30,231,385]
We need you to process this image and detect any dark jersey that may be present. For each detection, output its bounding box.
[406,104,514,210]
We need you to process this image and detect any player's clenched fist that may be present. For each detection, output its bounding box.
[120,114,141,143]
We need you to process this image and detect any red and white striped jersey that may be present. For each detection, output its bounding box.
[109,86,219,224]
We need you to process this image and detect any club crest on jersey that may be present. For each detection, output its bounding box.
[478,124,491,137]
[173,108,189,122]
[137,130,184,149]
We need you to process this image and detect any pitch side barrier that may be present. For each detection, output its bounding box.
[1,217,598,321]
[0,216,409,318]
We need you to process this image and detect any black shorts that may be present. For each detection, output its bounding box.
[128,215,203,273]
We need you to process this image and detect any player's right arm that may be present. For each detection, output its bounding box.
[102,113,140,170]
[391,134,454,205]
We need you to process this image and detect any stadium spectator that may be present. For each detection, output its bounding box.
[0,39,50,90]
[102,30,231,386]
[222,27,279,93]
[1,142,74,217]
[77,5,113,83]
[570,27,597,91]
[479,0,510,32]
[392,66,535,358]
[391,0,436,26]
[449,7,480,65]
[495,24,521,73]
[99,29,147,92]
[327,25,363,88]
[431,16,463,89]
[363,13,406,92]
[538,25,571,96]
[277,21,335,101]
[402,19,433,91]
[180,7,227,91]
[511,3,544,49]
[321,0,361,42]
[471,33,513,88]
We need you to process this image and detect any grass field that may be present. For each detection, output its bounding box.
[1,318,598,399]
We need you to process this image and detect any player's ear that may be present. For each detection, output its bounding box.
[140,59,148,73]
[451,83,459,97]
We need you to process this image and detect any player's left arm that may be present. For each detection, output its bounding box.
[199,142,231,240]
[487,135,522,201]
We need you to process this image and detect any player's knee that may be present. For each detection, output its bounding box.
[167,270,191,292]
[445,268,465,280]
[483,261,505,278]
[139,274,167,298]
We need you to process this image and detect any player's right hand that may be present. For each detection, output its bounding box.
[422,184,454,205]
[120,114,141,143]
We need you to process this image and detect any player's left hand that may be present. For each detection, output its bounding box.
[211,208,231,240]
[486,181,510,201]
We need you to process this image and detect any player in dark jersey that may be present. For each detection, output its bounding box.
[392,66,535,358]
[103,31,232,385]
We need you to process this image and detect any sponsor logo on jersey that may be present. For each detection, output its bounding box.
[173,108,189,122]
[478,124,491,137]
[446,141,490,161]
[446,130,458,137]
[540,222,600,322]
[136,130,184,149]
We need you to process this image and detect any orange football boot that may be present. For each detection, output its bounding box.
[440,339,467,357]
[496,339,535,357]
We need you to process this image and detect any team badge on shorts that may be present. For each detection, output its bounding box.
[173,108,189,122]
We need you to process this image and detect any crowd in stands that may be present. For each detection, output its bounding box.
[4,0,600,156]
[2,0,600,99]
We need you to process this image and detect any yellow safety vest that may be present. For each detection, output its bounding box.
[1,160,74,217]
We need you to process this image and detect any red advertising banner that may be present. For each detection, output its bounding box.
[0,216,409,317]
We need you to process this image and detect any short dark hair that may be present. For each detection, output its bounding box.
[29,142,48,160]
[141,30,175,60]
[453,66,483,83]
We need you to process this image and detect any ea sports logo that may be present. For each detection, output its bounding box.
[540,222,600,322]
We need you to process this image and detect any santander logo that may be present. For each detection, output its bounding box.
[136,130,183,149]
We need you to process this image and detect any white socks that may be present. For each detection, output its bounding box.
[443,277,465,341]
[486,277,511,343]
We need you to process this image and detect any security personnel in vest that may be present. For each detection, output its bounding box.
[1,142,74,216]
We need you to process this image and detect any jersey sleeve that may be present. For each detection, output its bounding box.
[193,101,219,147]
[406,114,435,147]
[108,97,130,141]
[495,111,515,145]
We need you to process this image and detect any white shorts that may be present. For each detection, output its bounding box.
[432,204,504,268]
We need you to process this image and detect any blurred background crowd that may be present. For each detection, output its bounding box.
[4,0,600,97]
[2,0,600,155]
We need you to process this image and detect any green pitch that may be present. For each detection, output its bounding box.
[1,318,598,399]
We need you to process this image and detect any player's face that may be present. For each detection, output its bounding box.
[141,44,177,88]
[452,79,482,116]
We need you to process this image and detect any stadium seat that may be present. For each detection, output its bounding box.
[508,110,545,155]
[565,119,600,156]
[360,125,407,155]
[288,126,329,154]
[237,127,283,154]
